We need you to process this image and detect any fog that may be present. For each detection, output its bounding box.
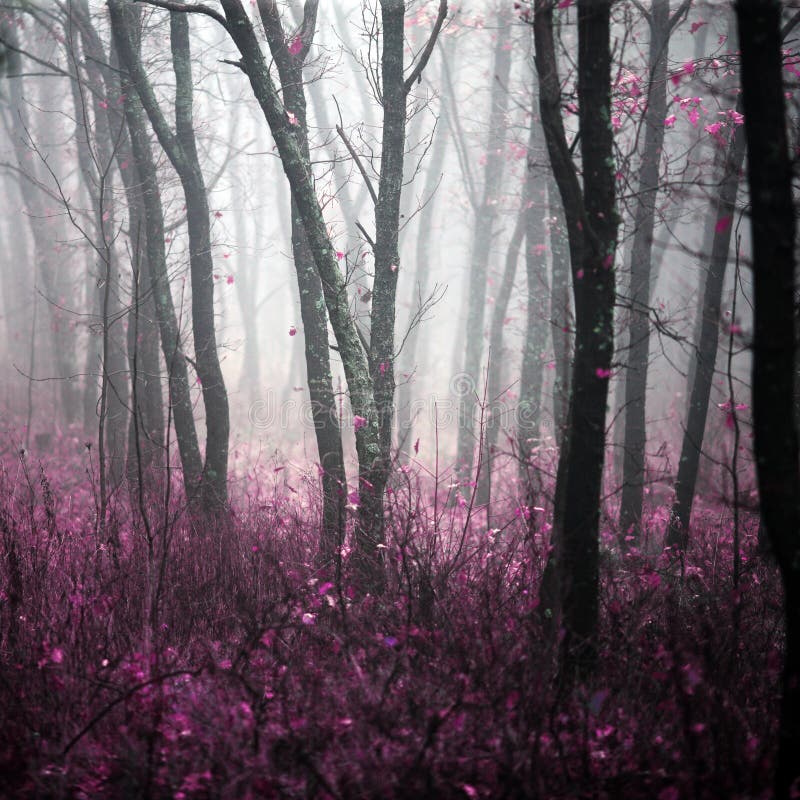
[0,0,759,502]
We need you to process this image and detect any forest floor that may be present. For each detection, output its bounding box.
[0,439,782,799]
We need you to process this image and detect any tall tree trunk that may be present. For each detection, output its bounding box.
[110,3,231,510]
[665,103,745,549]
[517,112,549,486]
[2,20,81,426]
[534,0,618,678]
[619,0,670,539]
[396,83,448,454]
[476,205,524,511]
[256,0,346,565]
[66,19,129,490]
[71,0,166,485]
[213,0,444,588]
[736,4,800,796]
[455,15,512,486]
[548,174,571,446]
[109,5,204,501]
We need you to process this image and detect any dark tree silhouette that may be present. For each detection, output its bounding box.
[534,0,618,676]
[736,2,800,795]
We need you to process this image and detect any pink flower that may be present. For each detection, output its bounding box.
[289,325,297,336]
[287,111,299,126]
[353,415,367,431]
[226,275,234,285]
[288,36,303,55]
[664,114,677,128]
[336,250,345,261]
[595,367,612,379]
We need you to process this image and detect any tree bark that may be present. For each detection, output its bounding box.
[109,3,230,511]
[736,3,800,795]
[256,0,346,566]
[109,3,204,501]
[534,0,618,678]
[665,103,745,550]
[619,0,670,539]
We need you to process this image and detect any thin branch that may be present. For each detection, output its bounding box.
[134,0,228,29]
[667,0,691,36]
[336,123,378,207]
[355,219,375,249]
[403,0,448,95]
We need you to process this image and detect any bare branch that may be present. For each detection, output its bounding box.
[403,0,447,95]
[336,123,378,207]
[134,0,227,29]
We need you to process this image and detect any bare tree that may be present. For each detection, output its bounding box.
[454,8,512,488]
[141,0,447,587]
[736,3,800,796]
[534,0,618,677]
[109,1,230,511]
[255,0,346,563]
[109,2,204,504]
[618,0,688,540]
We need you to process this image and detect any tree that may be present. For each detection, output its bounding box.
[108,1,205,506]
[1,17,82,427]
[618,0,688,540]
[454,8,513,488]
[736,2,800,795]
[109,1,231,512]
[254,0,346,563]
[534,0,618,676]
[143,0,447,587]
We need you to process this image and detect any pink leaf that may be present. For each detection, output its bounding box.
[690,20,707,34]
[715,215,731,234]
[664,114,677,128]
[557,0,572,7]
[353,415,367,432]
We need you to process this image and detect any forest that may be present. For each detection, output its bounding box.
[0,0,798,797]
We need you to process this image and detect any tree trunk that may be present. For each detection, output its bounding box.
[71,0,166,485]
[455,15,512,486]
[476,205,524,511]
[534,0,618,678]
[2,20,81,426]
[517,112,549,487]
[736,3,800,795]
[66,19,129,490]
[256,0,347,566]
[396,81,448,454]
[548,174,571,447]
[109,4,204,501]
[665,104,745,550]
[619,0,670,539]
